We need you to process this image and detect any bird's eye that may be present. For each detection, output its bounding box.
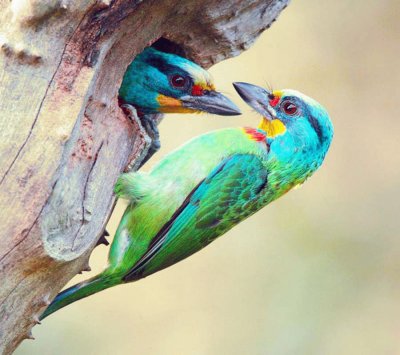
[281,100,298,116]
[170,74,188,88]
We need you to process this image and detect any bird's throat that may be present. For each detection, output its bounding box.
[258,118,286,138]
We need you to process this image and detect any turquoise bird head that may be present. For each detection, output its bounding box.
[233,82,333,147]
[119,48,241,116]
[233,82,333,170]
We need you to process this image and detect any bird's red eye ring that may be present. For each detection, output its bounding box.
[170,74,187,88]
[282,100,298,116]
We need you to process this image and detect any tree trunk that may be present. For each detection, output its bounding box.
[0,0,288,352]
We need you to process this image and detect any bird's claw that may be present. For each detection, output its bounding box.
[96,229,110,247]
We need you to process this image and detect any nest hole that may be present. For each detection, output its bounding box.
[151,37,186,57]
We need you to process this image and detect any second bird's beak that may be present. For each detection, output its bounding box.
[180,91,241,116]
[232,82,273,120]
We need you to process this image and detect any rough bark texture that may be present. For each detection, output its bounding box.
[0,0,289,352]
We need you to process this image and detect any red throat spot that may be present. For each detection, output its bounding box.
[269,96,280,107]
[244,127,266,142]
[191,85,204,96]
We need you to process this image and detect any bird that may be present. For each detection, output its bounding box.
[41,82,333,319]
[96,47,241,245]
[118,47,241,165]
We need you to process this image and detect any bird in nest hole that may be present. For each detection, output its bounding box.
[118,47,241,166]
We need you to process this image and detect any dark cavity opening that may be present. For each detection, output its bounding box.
[151,38,186,58]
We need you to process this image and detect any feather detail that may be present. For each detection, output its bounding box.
[243,127,266,142]
[114,172,158,202]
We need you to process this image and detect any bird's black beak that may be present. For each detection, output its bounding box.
[233,82,273,120]
[180,91,241,116]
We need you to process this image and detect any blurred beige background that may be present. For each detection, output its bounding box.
[17,0,400,354]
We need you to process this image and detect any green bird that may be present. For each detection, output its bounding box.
[41,82,333,319]
[118,47,241,163]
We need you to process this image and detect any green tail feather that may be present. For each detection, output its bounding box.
[40,273,119,320]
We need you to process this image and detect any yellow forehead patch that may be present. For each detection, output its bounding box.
[258,118,286,138]
[196,82,215,91]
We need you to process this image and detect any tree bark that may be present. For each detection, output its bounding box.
[0,0,288,352]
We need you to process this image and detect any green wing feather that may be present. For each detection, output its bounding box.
[124,153,268,281]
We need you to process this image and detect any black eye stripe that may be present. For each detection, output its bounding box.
[280,96,324,144]
[145,56,194,91]
[307,114,324,144]
[145,57,180,74]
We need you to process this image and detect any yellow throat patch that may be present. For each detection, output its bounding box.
[258,118,286,138]
[157,94,197,114]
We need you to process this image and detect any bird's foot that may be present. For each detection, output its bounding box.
[96,229,110,247]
